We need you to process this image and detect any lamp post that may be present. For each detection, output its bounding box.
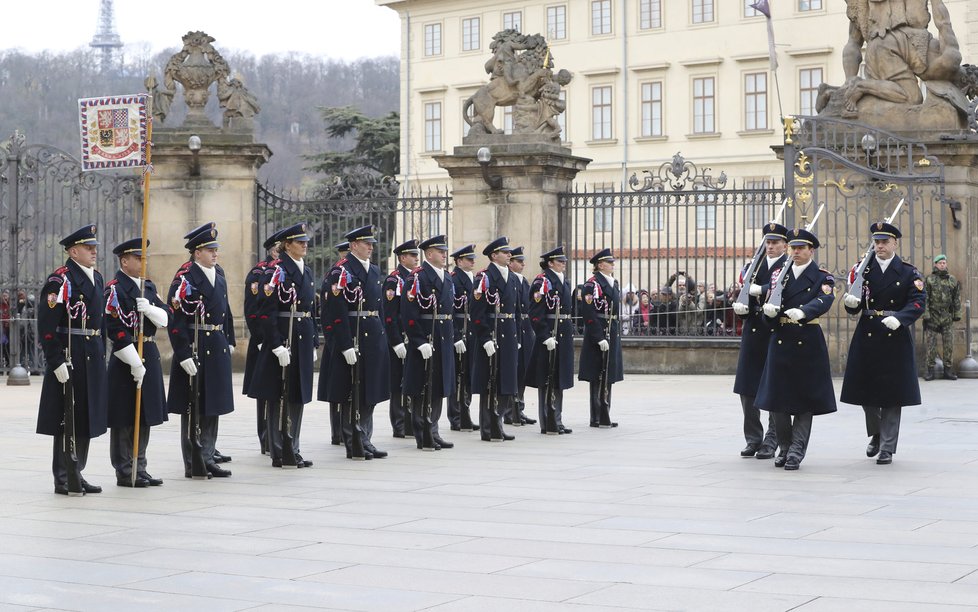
[5,132,29,385]
[188,134,201,177]
[476,147,502,190]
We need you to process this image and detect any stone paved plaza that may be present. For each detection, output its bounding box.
[1,373,977,611]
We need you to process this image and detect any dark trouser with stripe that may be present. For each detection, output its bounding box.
[266,400,304,461]
[864,406,902,454]
[180,413,219,470]
[110,425,149,477]
[329,403,342,444]
[774,412,812,462]
[537,386,564,432]
[741,395,778,450]
[589,382,613,426]
[256,399,268,454]
[448,368,473,429]
[52,435,90,485]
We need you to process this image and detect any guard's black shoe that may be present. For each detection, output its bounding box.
[877,451,893,465]
[331,438,343,446]
[213,451,232,463]
[117,475,149,488]
[138,472,163,486]
[866,435,880,458]
[450,424,462,431]
[559,427,572,434]
[80,479,102,494]
[741,444,759,458]
[755,446,776,460]
[184,470,212,479]
[521,416,537,425]
[784,457,800,471]
[369,449,388,458]
[294,454,313,467]
[206,464,232,477]
[346,450,373,460]
[502,433,515,441]
[590,422,600,428]
[774,453,788,468]
[503,418,514,425]
[54,483,83,496]
[433,438,454,449]
[944,368,958,380]
[393,432,406,438]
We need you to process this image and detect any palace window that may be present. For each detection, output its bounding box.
[424,102,442,151]
[592,1,612,35]
[639,0,662,29]
[462,17,481,52]
[692,0,714,24]
[744,72,768,131]
[424,23,442,56]
[799,67,823,115]
[641,81,663,137]
[547,5,567,40]
[503,11,522,32]
[592,86,613,140]
[693,77,715,134]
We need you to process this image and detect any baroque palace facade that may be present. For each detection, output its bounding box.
[378,0,975,191]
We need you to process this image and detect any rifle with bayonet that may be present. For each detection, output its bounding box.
[486,299,503,440]
[766,203,826,311]
[349,297,367,460]
[457,292,474,431]
[846,198,906,304]
[543,291,560,435]
[278,299,298,467]
[187,304,208,479]
[736,198,790,307]
[62,302,83,496]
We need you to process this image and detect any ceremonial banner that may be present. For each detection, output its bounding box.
[78,94,149,171]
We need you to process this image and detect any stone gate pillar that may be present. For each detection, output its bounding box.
[435,137,589,264]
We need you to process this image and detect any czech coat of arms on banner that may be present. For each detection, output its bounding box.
[78,94,149,171]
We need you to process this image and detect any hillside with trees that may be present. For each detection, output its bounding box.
[0,46,399,189]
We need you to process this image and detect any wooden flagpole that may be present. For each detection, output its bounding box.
[131,95,153,487]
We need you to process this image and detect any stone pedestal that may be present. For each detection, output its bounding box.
[147,127,270,367]
[434,136,590,265]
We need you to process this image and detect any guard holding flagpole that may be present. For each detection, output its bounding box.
[105,238,169,487]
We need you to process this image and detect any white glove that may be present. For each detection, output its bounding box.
[257,343,263,351]
[418,343,434,359]
[179,357,198,376]
[785,308,804,322]
[598,339,610,352]
[342,347,358,365]
[762,303,779,318]
[732,302,749,316]
[844,293,861,308]
[882,316,900,330]
[453,340,466,354]
[544,337,558,351]
[393,342,407,359]
[272,345,291,368]
[144,304,168,328]
[749,283,763,297]
[312,349,318,363]
[135,297,150,313]
[131,364,146,388]
[483,340,496,357]
[54,362,70,384]
[228,345,235,355]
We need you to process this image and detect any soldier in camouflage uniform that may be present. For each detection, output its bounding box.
[922,254,961,381]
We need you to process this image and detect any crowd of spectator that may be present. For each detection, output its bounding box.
[0,289,38,371]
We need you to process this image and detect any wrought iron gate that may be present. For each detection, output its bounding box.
[0,131,142,375]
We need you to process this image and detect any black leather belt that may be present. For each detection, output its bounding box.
[420,314,452,320]
[56,327,98,337]
[348,310,379,317]
[546,314,572,320]
[192,324,223,332]
[278,311,312,318]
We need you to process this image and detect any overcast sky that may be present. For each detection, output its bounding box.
[2,0,402,60]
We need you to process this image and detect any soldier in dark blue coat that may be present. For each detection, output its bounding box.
[840,221,926,465]
[321,225,391,459]
[731,223,788,460]
[37,224,108,495]
[447,244,478,431]
[401,235,459,450]
[166,224,237,478]
[105,238,170,488]
[243,230,282,455]
[578,249,624,428]
[755,228,837,471]
[470,237,521,442]
[250,223,317,468]
[526,246,575,435]
[384,239,420,439]
[318,241,350,446]
[502,247,538,428]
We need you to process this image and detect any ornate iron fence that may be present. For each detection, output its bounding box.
[559,153,784,339]
[255,175,452,282]
[0,131,143,376]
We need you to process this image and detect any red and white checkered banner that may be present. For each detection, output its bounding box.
[78,94,149,171]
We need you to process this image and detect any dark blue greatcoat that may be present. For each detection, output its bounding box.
[249,257,318,404]
[526,269,575,390]
[840,254,925,407]
[755,263,837,415]
[166,262,236,417]
[401,262,457,399]
[516,274,536,385]
[37,259,108,438]
[578,273,624,384]
[470,265,521,395]
[321,256,391,405]
[451,268,476,377]
[242,257,272,396]
[383,264,413,396]
[733,254,788,397]
[105,272,170,428]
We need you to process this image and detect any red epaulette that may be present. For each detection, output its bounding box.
[269,258,282,266]
[336,257,348,266]
[412,266,424,273]
[106,279,119,287]
[54,266,68,275]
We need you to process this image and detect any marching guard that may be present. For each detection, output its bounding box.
[243,230,282,455]
[448,244,478,431]
[755,228,837,470]
[384,239,420,439]
[840,221,926,465]
[526,246,575,435]
[249,223,317,468]
[470,237,521,442]
[579,249,623,428]
[166,223,237,478]
[401,235,458,450]
[318,241,350,446]
[321,225,390,459]
[503,246,537,428]
[105,238,170,487]
[37,224,108,495]
[731,223,789,459]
